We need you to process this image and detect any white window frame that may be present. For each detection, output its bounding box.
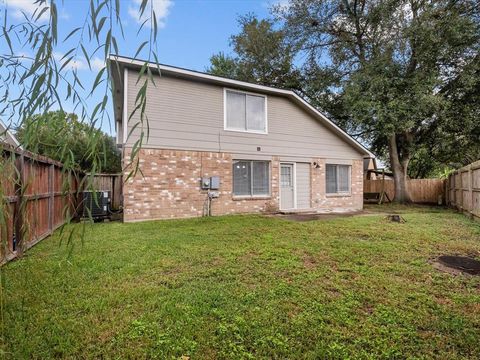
[224,88,268,134]
[232,160,271,198]
[325,164,352,195]
[280,162,297,210]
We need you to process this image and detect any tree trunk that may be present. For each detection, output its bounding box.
[388,134,411,203]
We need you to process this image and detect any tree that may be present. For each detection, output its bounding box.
[0,0,161,259]
[16,111,121,173]
[207,52,240,79]
[276,0,480,202]
[207,14,302,90]
[436,53,480,166]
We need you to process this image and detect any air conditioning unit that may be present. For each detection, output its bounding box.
[82,190,111,219]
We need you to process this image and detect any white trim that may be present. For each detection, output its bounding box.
[223,88,268,135]
[293,163,297,209]
[122,67,128,144]
[325,158,353,165]
[280,162,296,211]
[110,55,292,95]
[108,55,374,158]
[325,163,352,195]
[232,159,271,197]
[280,156,312,163]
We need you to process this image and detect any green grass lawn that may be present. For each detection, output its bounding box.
[1,205,480,359]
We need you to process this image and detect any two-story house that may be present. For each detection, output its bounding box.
[109,55,374,222]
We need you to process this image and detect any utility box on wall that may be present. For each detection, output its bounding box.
[210,176,220,190]
[201,176,220,190]
[201,177,211,190]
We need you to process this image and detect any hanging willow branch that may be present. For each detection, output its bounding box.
[0,0,161,261]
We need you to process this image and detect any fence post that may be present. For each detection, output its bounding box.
[469,164,474,217]
[453,172,457,207]
[111,175,115,209]
[460,170,464,210]
[48,164,54,232]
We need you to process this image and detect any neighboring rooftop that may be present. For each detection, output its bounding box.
[0,119,21,149]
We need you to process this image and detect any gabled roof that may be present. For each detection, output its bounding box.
[108,55,374,159]
[0,119,22,149]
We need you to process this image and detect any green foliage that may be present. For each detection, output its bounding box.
[0,0,161,259]
[207,14,302,90]
[212,1,480,188]
[435,53,480,167]
[16,111,121,173]
[2,208,480,358]
[273,0,480,198]
[207,52,239,79]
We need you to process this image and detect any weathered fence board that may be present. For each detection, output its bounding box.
[447,160,480,219]
[1,142,123,264]
[1,144,80,263]
[364,178,446,204]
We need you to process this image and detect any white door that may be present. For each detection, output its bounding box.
[280,164,294,210]
[296,163,311,209]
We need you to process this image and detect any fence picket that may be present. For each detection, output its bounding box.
[447,160,480,219]
[364,178,446,204]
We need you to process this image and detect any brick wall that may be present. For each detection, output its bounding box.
[123,148,363,222]
[311,159,364,212]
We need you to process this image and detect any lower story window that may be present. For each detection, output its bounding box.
[326,164,351,194]
[233,160,270,196]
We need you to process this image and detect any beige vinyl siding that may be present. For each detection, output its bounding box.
[295,163,311,209]
[126,71,363,160]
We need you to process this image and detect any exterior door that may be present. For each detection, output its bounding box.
[295,163,311,209]
[280,164,295,210]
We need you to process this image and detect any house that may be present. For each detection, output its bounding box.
[0,119,22,149]
[109,56,374,222]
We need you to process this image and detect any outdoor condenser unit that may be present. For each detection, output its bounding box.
[82,190,111,219]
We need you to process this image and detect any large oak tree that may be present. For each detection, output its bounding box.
[210,1,480,202]
[276,0,479,202]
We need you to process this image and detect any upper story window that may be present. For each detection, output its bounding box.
[224,89,267,133]
[326,164,351,194]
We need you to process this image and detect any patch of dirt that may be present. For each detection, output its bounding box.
[239,250,259,262]
[302,253,317,269]
[434,296,453,306]
[286,303,302,318]
[325,287,341,298]
[362,303,374,315]
[438,255,480,275]
[431,255,480,276]
[431,260,466,276]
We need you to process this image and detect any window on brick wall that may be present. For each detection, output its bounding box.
[326,164,351,194]
[233,160,270,196]
[225,89,267,133]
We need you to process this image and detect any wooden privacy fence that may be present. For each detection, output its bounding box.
[85,173,123,210]
[1,145,80,263]
[1,145,123,264]
[446,160,480,219]
[364,178,446,204]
